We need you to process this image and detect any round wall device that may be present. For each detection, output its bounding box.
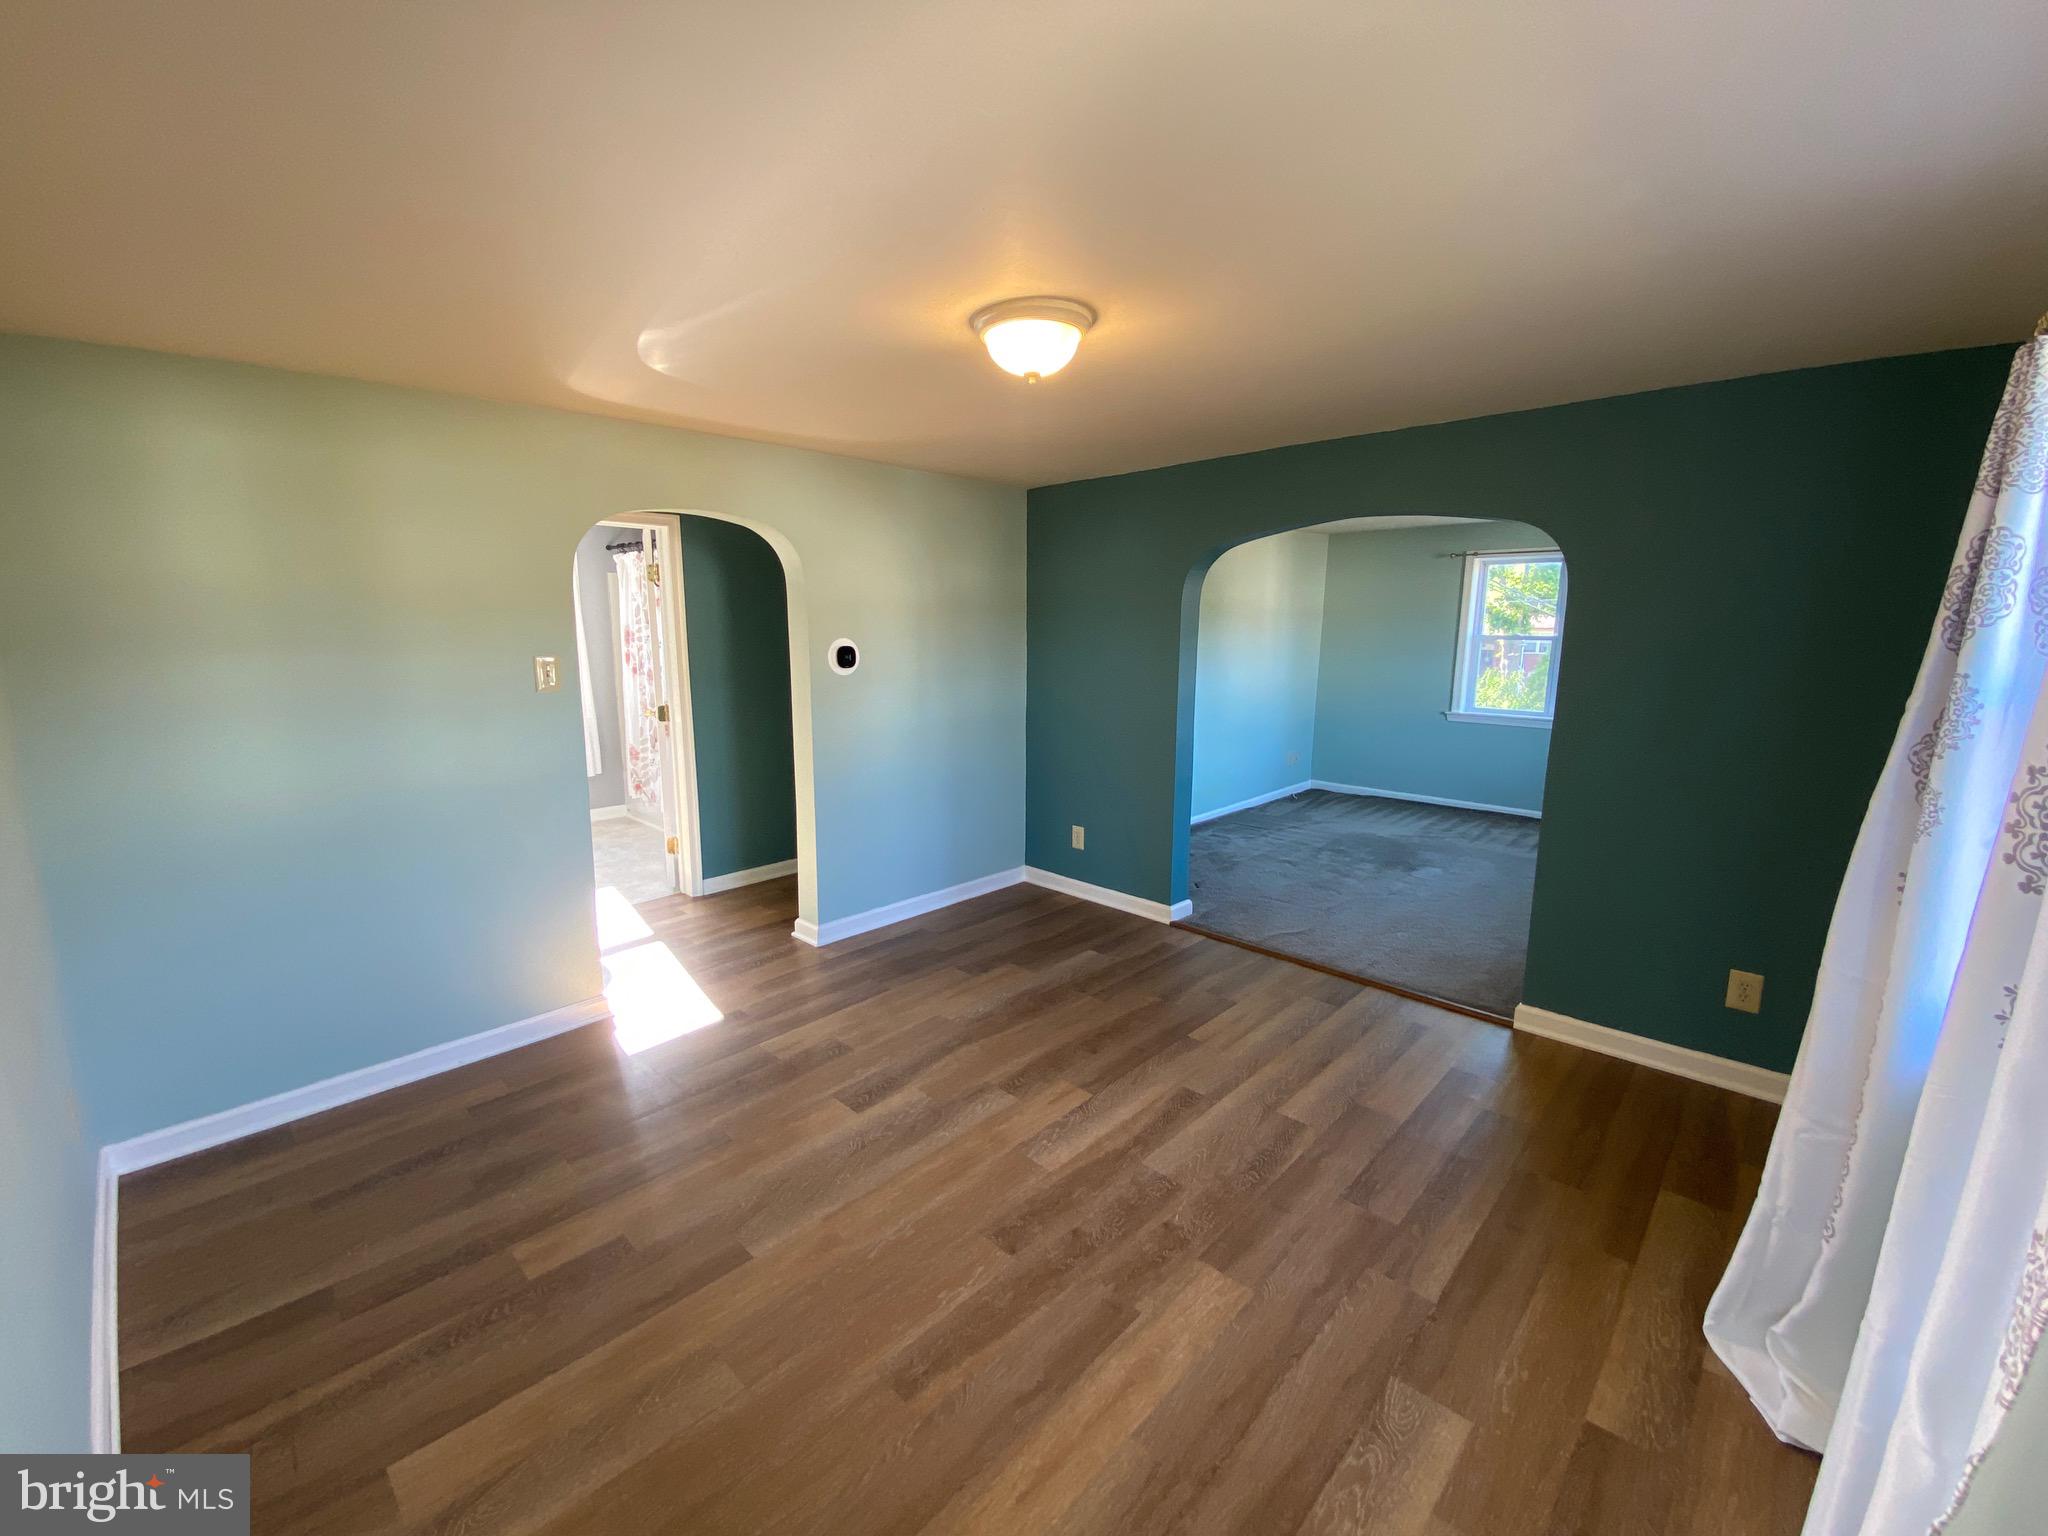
[829,639,860,675]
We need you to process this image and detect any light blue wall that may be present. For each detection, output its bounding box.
[0,679,95,1451]
[1312,520,1555,813]
[0,334,1025,1149]
[1191,532,1327,817]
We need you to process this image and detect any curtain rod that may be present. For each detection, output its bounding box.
[1432,547,1563,559]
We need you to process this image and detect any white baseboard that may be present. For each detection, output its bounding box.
[1191,780,1313,825]
[1310,779,1541,820]
[90,1150,120,1453]
[593,805,664,831]
[101,994,614,1177]
[1512,1004,1789,1104]
[90,992,613,1454]
[793,868,1027,947]
[702,858,799,895]
[1023,867,1191,924]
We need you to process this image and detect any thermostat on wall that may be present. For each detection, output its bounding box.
[829,639,860,674]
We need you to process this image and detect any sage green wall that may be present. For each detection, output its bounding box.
[0,334,1024,1147]
[678,515,797,878]
[0,680,95,1451]
[1312,521,1555,813]
[1027,345,2012,1072]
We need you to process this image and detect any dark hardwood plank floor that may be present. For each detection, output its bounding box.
[119,878,1817,1535]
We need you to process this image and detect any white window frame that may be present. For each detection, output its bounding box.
[1447,549,1567,728]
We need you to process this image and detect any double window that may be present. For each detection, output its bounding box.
[1449,550,1567,726]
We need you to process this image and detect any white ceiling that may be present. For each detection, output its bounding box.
[3,1,2044,487]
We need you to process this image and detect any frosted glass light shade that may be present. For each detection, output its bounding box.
[969,297,1096,382]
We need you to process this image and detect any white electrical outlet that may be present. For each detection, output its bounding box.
[1071,825,1085,850]
[1286,751,1299,766]
[1725,969,1764,1014]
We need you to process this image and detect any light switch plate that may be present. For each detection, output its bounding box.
[534,656,561,692]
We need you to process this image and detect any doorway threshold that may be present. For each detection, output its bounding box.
[1172,920,1512,1027]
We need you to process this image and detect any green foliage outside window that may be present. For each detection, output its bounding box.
[1472,559,1561,713]
[1474,651,1551,712]
[1485,560,1561,635]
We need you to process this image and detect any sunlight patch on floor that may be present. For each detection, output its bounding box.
[594,884,724,1054]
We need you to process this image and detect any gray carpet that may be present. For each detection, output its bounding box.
[1187,789,1538,1018]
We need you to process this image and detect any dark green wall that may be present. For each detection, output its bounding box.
[1027,345,2012,1071]
[680,515,797,878]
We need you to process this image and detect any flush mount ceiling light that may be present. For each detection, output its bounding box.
[969,296,1096,382]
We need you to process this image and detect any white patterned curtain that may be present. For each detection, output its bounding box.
[1704,336,2048,1536]
[613,549,663,822]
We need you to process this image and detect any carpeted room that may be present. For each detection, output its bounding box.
[1184,517,1555,1018]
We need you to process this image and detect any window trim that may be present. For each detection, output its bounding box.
[1447,548,1567,728]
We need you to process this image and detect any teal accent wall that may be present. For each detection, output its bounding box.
[0,334,1024,1149]
[0,680,95,1451]
[1312,520,1554,813]
[1027,344,2013,1071]
[679,515,797,878]
[1191,531,1327,817]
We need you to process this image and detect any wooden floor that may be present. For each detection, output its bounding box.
[119,878,1818,1535]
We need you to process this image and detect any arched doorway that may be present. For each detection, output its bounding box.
[570,509,813,918]
[1176,514,1566,1020]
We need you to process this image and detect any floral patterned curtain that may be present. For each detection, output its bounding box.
[613,548,663,822]
[1704,336,2048,1536]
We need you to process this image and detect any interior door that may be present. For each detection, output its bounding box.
[642,526,684,895]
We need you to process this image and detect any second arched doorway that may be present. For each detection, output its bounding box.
[1179,514,1565,1021]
